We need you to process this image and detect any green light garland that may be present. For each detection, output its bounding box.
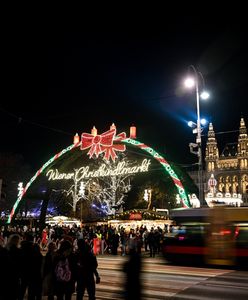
[7,135,190,224]
[121,138,190,208]
[7,143,80,224]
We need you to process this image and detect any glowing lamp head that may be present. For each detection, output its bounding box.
[188,121,194,128]
[200,91,210,100]
[200,118,207,126]
[184,77,195,88]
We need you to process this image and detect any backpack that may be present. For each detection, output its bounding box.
[55,258,71,282]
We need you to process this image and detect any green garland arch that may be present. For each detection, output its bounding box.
[7,138,190,224]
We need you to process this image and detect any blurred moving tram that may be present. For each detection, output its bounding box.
[162,206,248,267]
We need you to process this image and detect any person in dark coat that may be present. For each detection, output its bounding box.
[123,246,142,300]
[28,243,43,300]
[111,230,120,255]
[75,239,100,300]
[0,239,10,300]
[4,234,22,300]
[53,240,76,300]
[19,232,36,299]
[147,227,156,257]
[42,242,57,300]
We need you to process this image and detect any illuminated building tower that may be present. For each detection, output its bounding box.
[238,118,248,196]
[238,118,248,167]
[205,123,219,172]
[204,117,248,205]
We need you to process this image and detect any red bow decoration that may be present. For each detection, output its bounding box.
[81,129,126,161]
[102,132,126,161]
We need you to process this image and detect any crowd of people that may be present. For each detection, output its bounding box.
[0,223,167,299]
[2,223,167,254]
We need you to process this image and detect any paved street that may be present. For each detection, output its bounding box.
[24,254,248,299]
[94,255,248,299]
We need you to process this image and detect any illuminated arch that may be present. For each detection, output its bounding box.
[7,138,190,224]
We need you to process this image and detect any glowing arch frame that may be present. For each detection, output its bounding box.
[7,138,190,224]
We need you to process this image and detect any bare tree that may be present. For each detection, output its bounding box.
[52,154,133,216]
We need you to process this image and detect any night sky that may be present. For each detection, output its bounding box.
[1,20,247,172]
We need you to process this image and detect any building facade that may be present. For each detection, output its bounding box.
[205,117,248,205]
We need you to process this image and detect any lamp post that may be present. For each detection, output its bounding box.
[184,65,209,206]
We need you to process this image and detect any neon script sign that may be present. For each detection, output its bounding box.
[46,158,151,181]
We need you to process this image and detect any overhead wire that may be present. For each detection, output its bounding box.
[0,106,73,136]
[0,105,242,138]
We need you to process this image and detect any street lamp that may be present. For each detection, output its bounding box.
[184,65,209,206]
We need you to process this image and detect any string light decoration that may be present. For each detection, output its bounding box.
[79,181,85,196]
[81,127,126,161]
[143,189,149,201]
[7,127,190,224]
[130,125,136,139]
[51,155,132,216]
[7,143,79,224]
[121,138,190,208]
[73,133,80,144]
[89,157,132,215]
[105,209,168,221]
[17,182,24,197]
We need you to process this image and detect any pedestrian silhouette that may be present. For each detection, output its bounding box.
[123,246,142,300]
[19,232,36,300]
[43,241,57,300]
[75,239,100,300]
[28,243,43,300]
[53,240,76,300]
[5,234,22,300]
[147,227,156,257]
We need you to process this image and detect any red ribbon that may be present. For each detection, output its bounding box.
[81,129,126,161]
